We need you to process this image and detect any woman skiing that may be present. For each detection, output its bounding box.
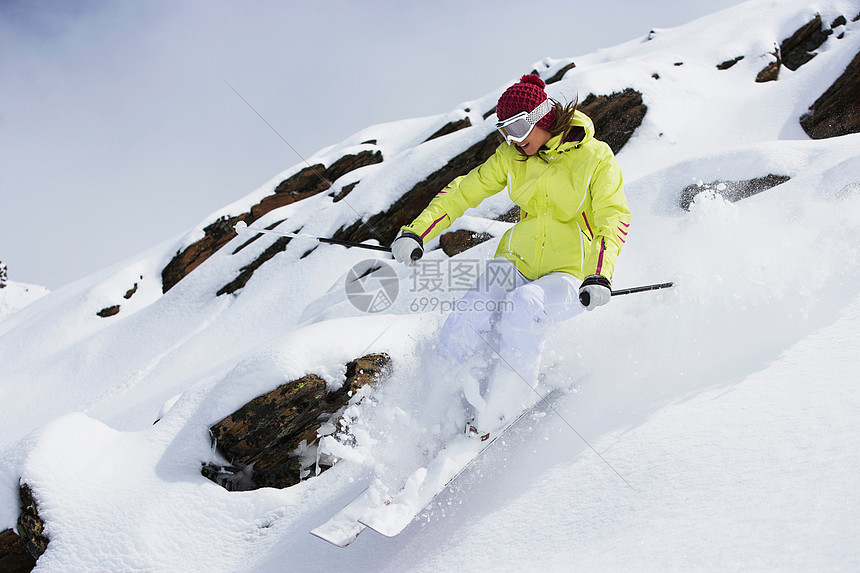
[390,74,631,436]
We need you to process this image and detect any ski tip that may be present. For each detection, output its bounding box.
[309,524,366,548]
[357,517,408,538]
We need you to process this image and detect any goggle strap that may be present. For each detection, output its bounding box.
[526,98,553,125]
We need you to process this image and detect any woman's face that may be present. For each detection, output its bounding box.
[517,126,552,156]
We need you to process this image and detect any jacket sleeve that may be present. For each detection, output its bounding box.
[401,146,508,244]
[583,151,631,283]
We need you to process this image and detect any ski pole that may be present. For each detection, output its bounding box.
[579,281,674,307]
[234,221,392,252]
[612,282,675,296]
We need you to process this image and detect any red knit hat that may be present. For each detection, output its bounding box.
[496,74,555,129]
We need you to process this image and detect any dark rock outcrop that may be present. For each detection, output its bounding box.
[680,174,791,210]
[717,56,745,70]
[161,150,382,294]
[230,219,285,255]
[96,305,120,318]
[496,205,520,223]
[746,11,857,135]
[331,181,359,203]
[439,230,494,257]
[94,276,145,316]
[202,353,390,491]
[161,215,245,294]
[756,14,836,82]
[578,89,647,154]
[545,62,576,85]
[331,133,503,249]
[800,49,860,139]
[16,484,48,561]
[424,117,472,142]
[0,528,37,573]
[250,151,381,220]
[780,14,832,71]
[755,48,782,83]
[217,237,291,296]
[123,282,138,299]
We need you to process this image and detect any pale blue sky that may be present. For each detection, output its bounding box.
[1,0,748,289]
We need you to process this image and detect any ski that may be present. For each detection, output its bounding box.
[309,485,388,547]
[358,395,546,538]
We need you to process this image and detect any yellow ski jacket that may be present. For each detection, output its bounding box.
[402,110,631,282]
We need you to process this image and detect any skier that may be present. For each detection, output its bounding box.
[390,74,631,436]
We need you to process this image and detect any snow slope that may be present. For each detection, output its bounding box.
[0,281,49,323]
[2,0,859,570]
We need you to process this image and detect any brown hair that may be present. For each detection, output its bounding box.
[548,97,581,143]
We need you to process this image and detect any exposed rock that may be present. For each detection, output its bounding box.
[800,49,860,139]
[202,353,390,491]
[756,14,834,82]
[331,181,359,203]
[299,246,317,260]
[717,55,745,70]
[545,62,576,84]
[496,205,521,223]
[331,133,502,249]
[161,215,244,294]
[578,88,647,154]
[161,150,382,294]
[94,276,144,316]
[123,282,138,300]
[781,14,832,71]
[231,219,285,255]
[0,528,37,573]
[439,230,494,257]
[424,117,472,142]
[216,236,292,296]
[755,49,781,83]
[96,304,120,318]
[680,174,791,210]
[248,151,380,221]
[17,484,48,560]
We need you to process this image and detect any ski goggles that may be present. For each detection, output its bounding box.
[495,98,553,144]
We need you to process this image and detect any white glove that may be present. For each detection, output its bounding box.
[390,232,423,267]
[579,275,611,310]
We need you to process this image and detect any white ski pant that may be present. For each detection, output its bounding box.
[437,258,584,427]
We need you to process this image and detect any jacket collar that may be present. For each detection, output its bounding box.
[540,109,595,155]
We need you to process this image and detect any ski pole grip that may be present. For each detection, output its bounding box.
[579,291,590,307]
[410,247,423,262]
